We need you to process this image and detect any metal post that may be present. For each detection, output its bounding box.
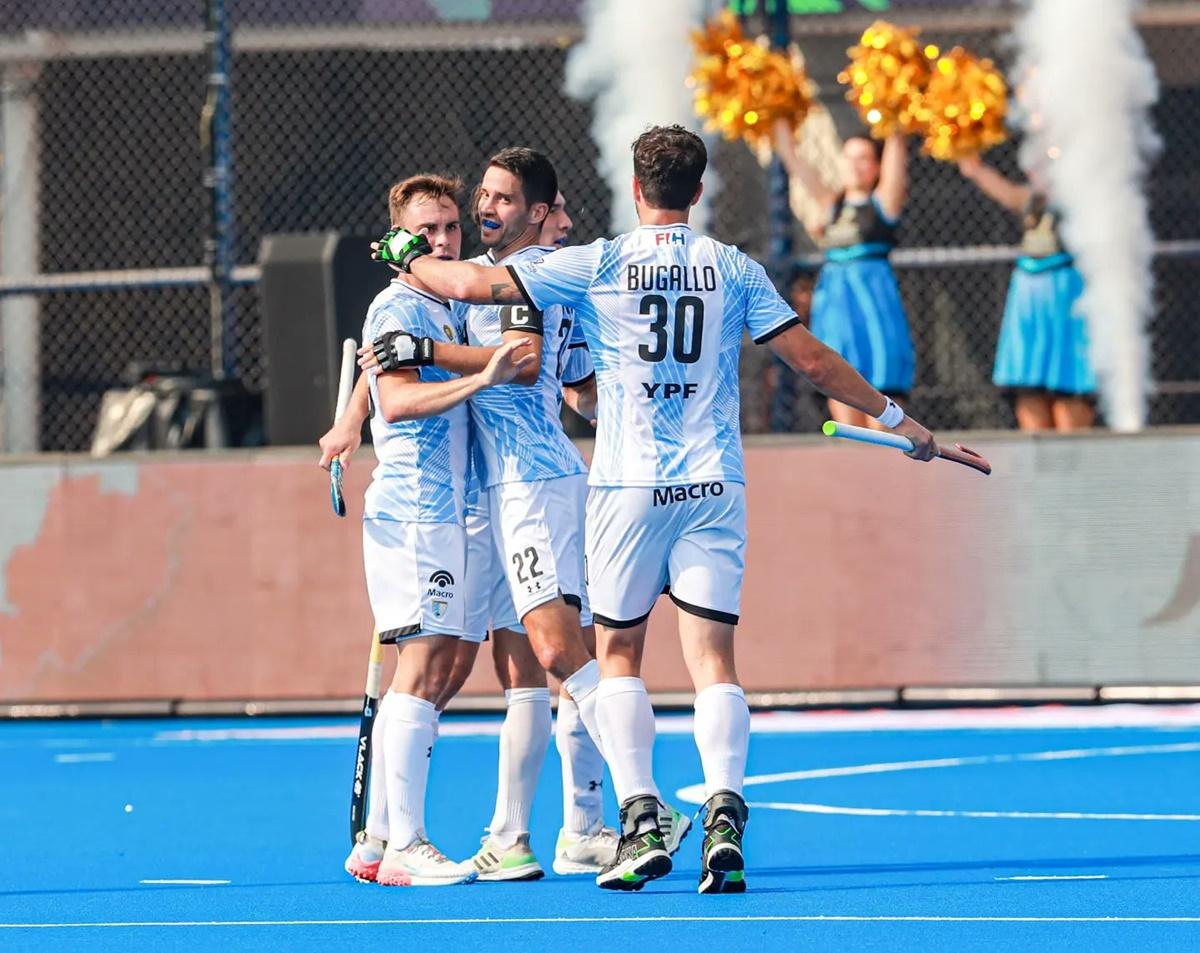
[765,0,794,291]
[202,0,234,381]
[1,63,42,452]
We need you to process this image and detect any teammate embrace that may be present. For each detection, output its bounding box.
[323,126,938,894]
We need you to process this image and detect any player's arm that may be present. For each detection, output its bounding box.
[956,154,1030,214]
[374,231,523,305]
[357,312,543,386]
[375,339,534,422]
[373,228,594,310]
[767,323,936,460]
[875,132,908,221]
[318,372,370,471]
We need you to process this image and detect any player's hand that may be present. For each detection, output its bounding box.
[479,339,535,387]
[368,330,435,372]
[893,415,938,462]
[357,343,381,373]
[318,419,362,471]
[371,227,431,273]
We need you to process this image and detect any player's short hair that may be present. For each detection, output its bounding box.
[632,125,707,210]
[388,173,464,224]
[486,147,558,211]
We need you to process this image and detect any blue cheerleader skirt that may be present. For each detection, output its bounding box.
[810,246,915,393]
[992,254,1096,395]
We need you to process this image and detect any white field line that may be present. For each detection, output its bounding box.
[138,880,230,886]
[996,875,1109,881]
[675,741,1200,820]
[53,752,114,763]
[147,704,1200,744]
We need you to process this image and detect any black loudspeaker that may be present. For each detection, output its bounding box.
[259,232,390,446]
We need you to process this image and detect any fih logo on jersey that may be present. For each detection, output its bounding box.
[655,231,686,245]
[442,324,455,341]
[428,569,455,601]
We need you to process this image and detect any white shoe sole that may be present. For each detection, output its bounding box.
[552,856,605,876]
[377,868,478,887]
[475,861,544,882]
[595,849,672,891]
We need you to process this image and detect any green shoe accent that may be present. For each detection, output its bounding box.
[725,871,744,883]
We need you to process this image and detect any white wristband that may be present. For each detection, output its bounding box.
[876,397,905,429]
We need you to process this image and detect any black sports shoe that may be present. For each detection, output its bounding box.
[596,794,673,891]
[698,790,748,894]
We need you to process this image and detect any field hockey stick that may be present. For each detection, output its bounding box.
[329,338,358,517]
[349,629,385,845]
[822,420,992,476]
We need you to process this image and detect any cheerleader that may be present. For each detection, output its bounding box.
[957,155,1096,431]
[772,120,915,428]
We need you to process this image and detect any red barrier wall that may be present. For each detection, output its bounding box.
[2,430,1197,702]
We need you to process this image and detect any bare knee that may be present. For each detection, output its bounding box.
[492,629,547,690]
[596,623,646,677]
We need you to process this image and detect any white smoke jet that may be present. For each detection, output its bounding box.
[566,0,714,234]
[1014,0,1161,431]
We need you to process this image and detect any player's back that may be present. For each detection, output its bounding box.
[512,225,796,488]
[363,280,469,524]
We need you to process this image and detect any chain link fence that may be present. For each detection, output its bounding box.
[1,0,1198,450]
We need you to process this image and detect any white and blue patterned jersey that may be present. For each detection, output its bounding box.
[363,280,469,524]
[509,224,798,487]
[561,318,594,388]
[464,245,588,490]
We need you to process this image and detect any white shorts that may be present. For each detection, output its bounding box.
[463,503,523,639]
[585,481,746,628]
[489,474,592,625]
[362,518,477,643]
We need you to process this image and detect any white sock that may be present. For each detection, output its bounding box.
[364,691,393,842]
[561,659,605,758]
[488,687,552,848]
[556,693,605,834]
[595,676,659,805]
[693,683,750,797]
[383,692,438,850]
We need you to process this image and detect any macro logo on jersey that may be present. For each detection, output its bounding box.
[508,225,799,488]
[428,569,455,606]
[362,281,469,523]
[652,482,724,506]
[464,244,588,488]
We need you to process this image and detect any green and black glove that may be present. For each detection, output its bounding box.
[374,227,432,273]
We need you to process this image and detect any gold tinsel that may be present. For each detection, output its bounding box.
[688,11,814,148]
[837,20,933,138]
[913,47,1008,161]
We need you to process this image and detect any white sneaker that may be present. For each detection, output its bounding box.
[376,838,478,887]
[469,833,544,882]
[344,830,386,882]
[660,801,692,855]
[553,822,618,875]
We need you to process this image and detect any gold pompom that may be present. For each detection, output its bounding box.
[913,48,1008,161]
[688,11,814,148]
[838,20,933,138]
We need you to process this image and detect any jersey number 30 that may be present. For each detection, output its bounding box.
[638,294,705,364]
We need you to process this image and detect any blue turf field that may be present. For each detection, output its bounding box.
[4,708,1200,952]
